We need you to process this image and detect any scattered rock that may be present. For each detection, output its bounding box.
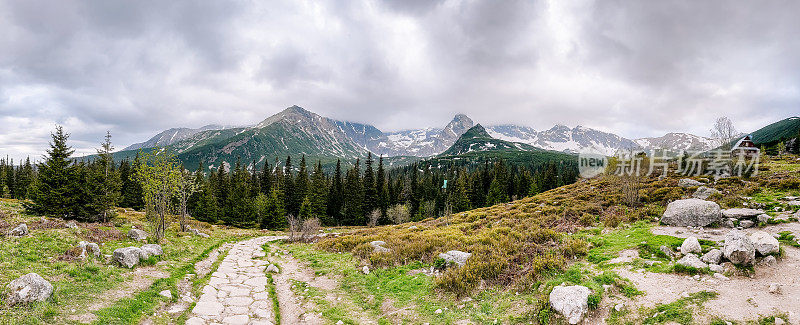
[128,229,148,242]
[723,230,756,265]
[678,178,704,188]
[721,208,765,219]
[701,249,722,265]
[362,266,370,275]
[680,236,702,254]
[434,309,443,314]
[5,273,53,306]
[614,303,624,312]
[159,290,173,299]
[8,223,28,236]
[677,253,708,269]
[749,231,780,255]
[759,255,778,267]
[660,199,721,227]
[756,214,770,224]
[370,241,391,253]
[141,244,164,257]
[692,186,720,200]
[768,283,782,294]
[713,273,728,280]
[549,285,590,325]
[438,250,472,267]
[266,264,279,273]
[740,220,754,228]
[709,264,724,273]
[722,218,736,228]
[336,321,344,325]
[113,246,144,268]
[786,200,800,207]
[408,226,418,230]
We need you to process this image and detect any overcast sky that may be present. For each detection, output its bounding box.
[1,0,799,161]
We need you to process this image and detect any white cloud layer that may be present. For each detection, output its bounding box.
[1,0,798,161]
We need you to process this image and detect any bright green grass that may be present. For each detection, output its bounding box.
[578,222,714,264]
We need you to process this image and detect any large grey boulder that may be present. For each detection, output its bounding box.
[660,199,721,227]
[549,285,590,324]
[677,253,708,269]
[370,241,391,253]
[678,179,704,188]
[701,249,723,265]
[723,231,756,265]
[128,229,148,242]
[113,246,144,268]
[5,273,53,306]
[722,208,765,219]
[680,236,702,254]
[749,231,779,255]
[9,223,28,236]
[438,250,472,267]
[141,244,163,257]
[692,186,721,200]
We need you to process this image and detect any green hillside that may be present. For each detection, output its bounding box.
[749,116,800,146]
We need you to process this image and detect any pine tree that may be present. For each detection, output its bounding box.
[376,156,389,224]
[326,159,344,225]
[294,155,309,216]
[94,131,121,222]
[27,126,78,218]
[260,160,273,194]
[120,155,145,210]
[342,159,364,225]
[451,171,471,213]
[283,156,296,216]
[308,161,328,221]
[258,182,286,230]
[15,157,34,199]
[225,159,256,228]
[362,153,377,216]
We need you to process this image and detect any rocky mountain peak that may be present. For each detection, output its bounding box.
[461,124,491,139]
[442,114,474,137]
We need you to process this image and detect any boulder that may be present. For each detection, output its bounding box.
[680,236,702,254]
[677,253,708,269]
[759,255,778,267]
[723,231,756,265]
[141,244,163,257]
[549,285,590,324]
[660,199,721,227]
[128,229,148,242]
[113,246,144,268]
[700,249,722,265]
[370,241,391,253]
[757,214,770,224]
[438,250,472,267]
[721,208,765,219]
[740,220,755,228]
[692,186,720,200]
[678,178,704,188]
[9,223,28,236]
[5,273,53,306]
[749,231,779,255]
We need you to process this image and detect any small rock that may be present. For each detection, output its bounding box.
[614,303,624,312]
[678,253,708,269]
[722,208,765,219]
[713,273,728,280]
[750,231,779,255]
[701,249,722,264]
[438,250,472,267]
[113,246,144,268]
[141,244,163,257]
[8,223,28,236]
[65,221,78,229]
[336,321,344,325]
[759,255,778,267]
[774,317,785,325]
[680,236,702,254]
[692,186,721,200]
[709,264,724,273]
[757,214,770,224]
[722,218,736,228]
[408,226,418,230]
[86,243,101,258]
[740,220,755,228]
[549,285,590,325]
[128,229,148,242]
[370,241,391,253]
[362,266,370,275]
[159,290,172,299]
[678,178,704,188]
[768,283,781,294]
[434,308,443,314]
[266,264,279,273]
[5,273,53,306]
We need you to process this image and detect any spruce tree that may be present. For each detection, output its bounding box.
[282,156,296,216]
[362,153,376,216]
[326,159,344,225]
[376,156,389,224]
[309,161,328,221]
[260,160,272,194]
[94,131,121,222]
[294,155,309,216]
[28,126,78,218]
[342,159,364,225]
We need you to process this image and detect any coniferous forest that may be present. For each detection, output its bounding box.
[1,126,578,229]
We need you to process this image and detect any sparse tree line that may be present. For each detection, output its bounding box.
[2,126,577,230]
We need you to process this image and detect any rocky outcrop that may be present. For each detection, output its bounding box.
[5,273,53,306]
[680,236,702,254]
[721,208,765,219]
[723,230,756,265]
[8,223,28,236]
[660,199,721,227]
[128,228,148,242]
[370,241,391,253]
[549,285,590,324]
[438,250,472,267]
[692,186,720,200]
[678,179,704,188]
[749,231,779,255]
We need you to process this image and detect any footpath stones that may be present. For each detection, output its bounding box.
[749,231,780,255]
[438,250,472,267]
[680,236,702,254]
[660,199,721,227]
[189,236,279,324]
[8,223,28,236]
[5,273,53,306]
[128,228,148,242]
[723,230,756,265]
[549,285,590,324]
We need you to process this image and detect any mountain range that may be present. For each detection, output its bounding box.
[115,105,796,171]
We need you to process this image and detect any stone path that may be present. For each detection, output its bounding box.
[187,236,284,325]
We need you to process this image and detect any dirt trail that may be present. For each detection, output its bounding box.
[614,224,800,322]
